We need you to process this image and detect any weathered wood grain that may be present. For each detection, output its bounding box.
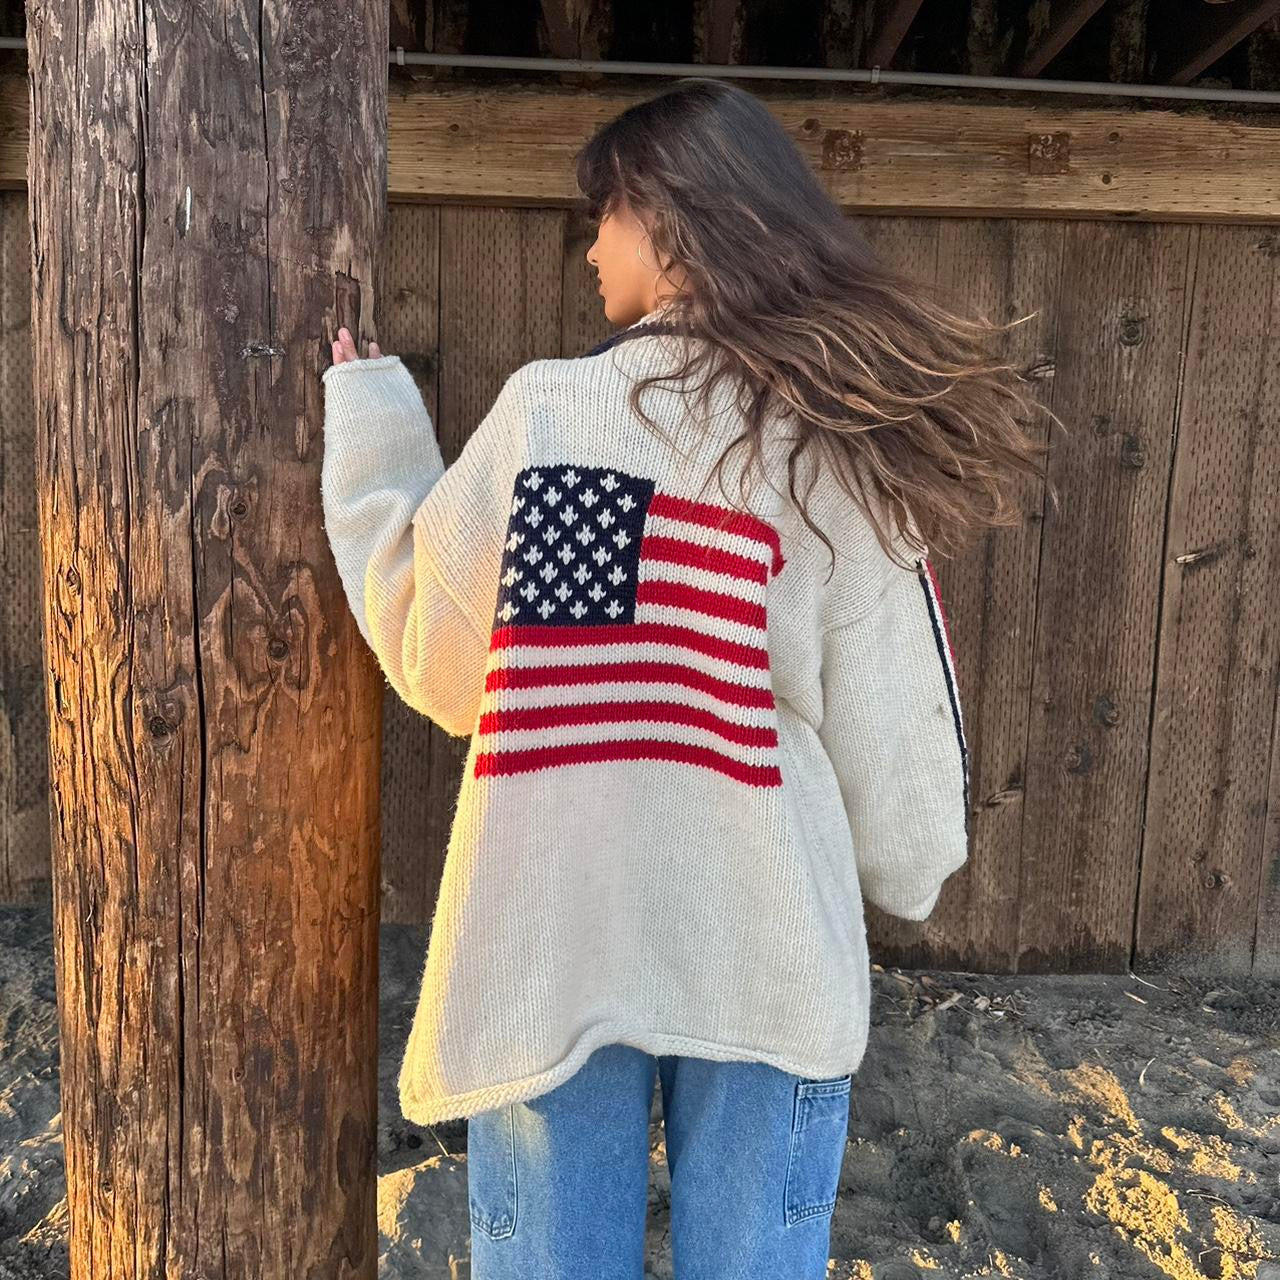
[0,189,47,904]
[1137,223,1280,974]
[375,203,446,928]
[27,2,388,1274]
[375,83,1280,223]
[1017,221,1191,973]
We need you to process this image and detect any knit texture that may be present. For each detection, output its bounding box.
[320,305,971,1123]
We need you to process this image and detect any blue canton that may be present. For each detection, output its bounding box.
[492,464,656,629]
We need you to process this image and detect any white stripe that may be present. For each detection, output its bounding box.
[479,680,778,725]
[475,715,778,765]
[635,556,767,599]
[492,637,772,684]
[644,512,774,567]
[631,602,767,648]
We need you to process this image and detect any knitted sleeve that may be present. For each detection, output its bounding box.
[816,548,972,921]
[319,354,525,737]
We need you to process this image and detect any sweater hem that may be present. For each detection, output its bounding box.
[398,1021,867,1124]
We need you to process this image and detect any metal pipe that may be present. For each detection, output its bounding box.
[386,48,1280,107]
[3,35,1277,107]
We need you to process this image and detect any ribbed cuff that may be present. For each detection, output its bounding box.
[322,354,429,431]
[322,354,441,463]
[320,353,446,506]
[321,352,407,386]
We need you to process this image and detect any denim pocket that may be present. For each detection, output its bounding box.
[783,1073,851,1226]
[467,1104,518,1240]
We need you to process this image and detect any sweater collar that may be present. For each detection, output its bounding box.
[623,300,677,331]
[580,300,688,359]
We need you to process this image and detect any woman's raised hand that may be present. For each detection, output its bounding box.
[331,326,383,366]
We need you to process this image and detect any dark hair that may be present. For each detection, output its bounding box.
[575,76,1062,571]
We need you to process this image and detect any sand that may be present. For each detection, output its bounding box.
[2,901,1277,1278]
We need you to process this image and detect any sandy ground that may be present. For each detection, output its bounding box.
[2,900,1278,1279]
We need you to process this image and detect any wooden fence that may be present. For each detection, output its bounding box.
[2,192,1277,975]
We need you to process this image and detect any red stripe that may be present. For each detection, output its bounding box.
[649,491,785,578]
[638,534,768,584]
[478,700,778,748]
[484,659,776,708]
[922,558,955,659]
[490,622,769,670]
[474,738,783,787]
[635,579,766,629]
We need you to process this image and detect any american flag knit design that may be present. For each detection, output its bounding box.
[474,461,787,787]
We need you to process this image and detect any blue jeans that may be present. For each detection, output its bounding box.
[466,1042,851,1278]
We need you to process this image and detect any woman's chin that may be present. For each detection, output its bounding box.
[601,298,647,328]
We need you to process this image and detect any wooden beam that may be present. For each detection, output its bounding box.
[3,74,1279,222]
[538,0,579,59]
[1152,0,1280,86]
[1018,0,1110,77]
[704,0,740,67]
[27,2,386,1274]
[389,0,423,51]
[864,0,927,69]
[376,81,1280,223]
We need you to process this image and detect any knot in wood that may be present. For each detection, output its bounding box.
[1118,314,1145,347]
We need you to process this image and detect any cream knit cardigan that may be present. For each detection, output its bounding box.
[320,306,971,1124]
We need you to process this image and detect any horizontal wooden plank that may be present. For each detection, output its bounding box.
[0,73,1278,221]
[0,75,26,191]
[381,81,1280,223]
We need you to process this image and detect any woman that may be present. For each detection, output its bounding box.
[320,77,1055,1280]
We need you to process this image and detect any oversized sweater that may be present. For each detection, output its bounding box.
[319,303,971,1125]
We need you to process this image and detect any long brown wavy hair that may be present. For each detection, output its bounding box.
[574,76,1064,573]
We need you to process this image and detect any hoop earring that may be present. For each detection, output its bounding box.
[636,236,658,271]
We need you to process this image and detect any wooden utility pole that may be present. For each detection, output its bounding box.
[27,4,388,1275]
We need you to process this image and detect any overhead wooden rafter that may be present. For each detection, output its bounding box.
[1151,0,1280,86]
[1018,0,1111,77]
[864,0,928,69]
[524,0,1280,91]
[538,0,579,59]
[849,0,1280,84]
[705,0,740,67]
[537,0,612,63]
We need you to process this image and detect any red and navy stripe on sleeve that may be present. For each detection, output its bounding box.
[916,557,972,842]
